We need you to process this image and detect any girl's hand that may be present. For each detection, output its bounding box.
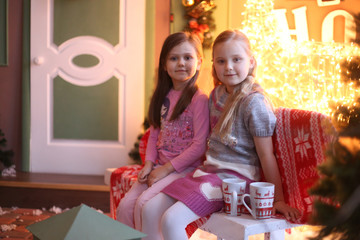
[273,200,301,222]
[147,162,175,187]
[138,161,154,183]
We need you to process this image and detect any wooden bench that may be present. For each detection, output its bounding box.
[0,172,110,212]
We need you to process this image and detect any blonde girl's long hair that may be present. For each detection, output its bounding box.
[212,30,263,140]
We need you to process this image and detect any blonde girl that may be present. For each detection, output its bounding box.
[116,32,209,231]
[141,29,300,240]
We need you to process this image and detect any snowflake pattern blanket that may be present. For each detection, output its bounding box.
[273,107,334,223]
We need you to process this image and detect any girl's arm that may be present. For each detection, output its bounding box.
[253,136,300,222]
[138,126,159,183]
[169,93,210,172]
[145,126,160,163]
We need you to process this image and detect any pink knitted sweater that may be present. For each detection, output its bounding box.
[145,89,209,172]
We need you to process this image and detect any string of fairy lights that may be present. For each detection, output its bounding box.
[240,0,360,116]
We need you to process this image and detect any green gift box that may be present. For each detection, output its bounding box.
[27,204,146,240]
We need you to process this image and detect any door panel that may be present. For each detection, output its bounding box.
[53,0,120,47]
[52,76,119,141]
[30,0,145,175]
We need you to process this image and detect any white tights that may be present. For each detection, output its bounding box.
[142,193,200,240]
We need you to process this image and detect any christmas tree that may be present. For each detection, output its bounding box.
[309,13,360,240]
[0,129,14,172]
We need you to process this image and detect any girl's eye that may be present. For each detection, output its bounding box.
[184,56,192,60]
[216,59,225,64]
[169,56,177,61]
[234,57,242,62]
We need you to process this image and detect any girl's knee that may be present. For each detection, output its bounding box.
[118,197,132,211]
[141,200,152,220]
[134,195,147,211]
[160,209,173,231]
[117,198,135,222]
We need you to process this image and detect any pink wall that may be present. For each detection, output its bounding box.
[155,0,170,67]
[0,0,23,170]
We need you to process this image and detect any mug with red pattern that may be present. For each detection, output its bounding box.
[241,182,275,219]
[222,178,246,216]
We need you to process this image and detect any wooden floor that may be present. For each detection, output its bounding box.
[0,207,56,239]
[0,206,113,240]
[0,172,110,212]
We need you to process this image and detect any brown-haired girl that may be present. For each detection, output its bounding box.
[116,32,209,232]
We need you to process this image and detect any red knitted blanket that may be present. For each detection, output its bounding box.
[273,107,334,223]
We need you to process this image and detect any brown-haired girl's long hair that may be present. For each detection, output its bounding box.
[212,30,264,140]
[148,32,203,128]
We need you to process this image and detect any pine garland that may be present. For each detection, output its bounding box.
[309,128,360,240]
[309,13,360,240]
[182,0,216,49]
[128,119,150,165]
[0,129,14,170]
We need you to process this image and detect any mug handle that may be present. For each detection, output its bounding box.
[231,191,237,216]
[241,194,256,219]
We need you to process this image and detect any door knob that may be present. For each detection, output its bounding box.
[33,57,44,65]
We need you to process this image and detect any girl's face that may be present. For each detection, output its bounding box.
[165,41,202,91]
[213,39,254,93]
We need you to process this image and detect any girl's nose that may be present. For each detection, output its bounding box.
[178,58,185,66]
[225,62,232,70]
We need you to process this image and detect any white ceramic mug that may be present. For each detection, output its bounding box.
[241,182,275,219]
[222,178,246,216]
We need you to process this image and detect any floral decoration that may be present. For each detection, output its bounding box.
[182,0,216,49]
